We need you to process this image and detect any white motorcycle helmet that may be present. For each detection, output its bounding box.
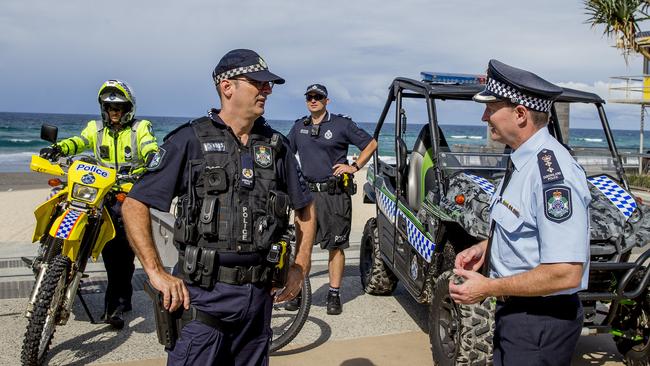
[98,79,136,125]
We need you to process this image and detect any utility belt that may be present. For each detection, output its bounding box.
[179,240,291,289]
[308,173,356,195]
[496,293,579,306]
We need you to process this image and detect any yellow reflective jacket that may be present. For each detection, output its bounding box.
[57,119,158,174]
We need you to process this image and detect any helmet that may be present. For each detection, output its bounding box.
[98,79,136,125]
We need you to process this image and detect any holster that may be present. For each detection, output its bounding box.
[143,280,183,350]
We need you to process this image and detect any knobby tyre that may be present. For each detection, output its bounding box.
[270,276,312,353]
[429,271,494,366]
[359,218,398,295]
[21,254,70,366]
[613,270,650,366]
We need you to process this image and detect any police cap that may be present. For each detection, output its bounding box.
[212,49,285,85]
[473,59,562,112]
[304,84,328,97]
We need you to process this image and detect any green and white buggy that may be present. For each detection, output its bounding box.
[360,75,650,365]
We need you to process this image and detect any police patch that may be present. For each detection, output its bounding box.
[147,147,166,171]
[254,145,272,168]
[324,129,333,140]
[537,149,564,184]
[81,173,95,185]
[544,186,572,222]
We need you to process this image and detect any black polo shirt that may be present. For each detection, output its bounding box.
[287,111,372,183]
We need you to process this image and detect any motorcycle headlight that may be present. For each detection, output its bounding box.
[72,184,98,201]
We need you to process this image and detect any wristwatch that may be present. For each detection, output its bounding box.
[351,162,360,172]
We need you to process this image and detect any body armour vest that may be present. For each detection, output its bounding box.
[174,117,290,254]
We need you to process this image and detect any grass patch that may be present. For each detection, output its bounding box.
[627,174,650,189]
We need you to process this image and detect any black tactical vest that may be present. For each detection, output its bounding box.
[174,117,290,254]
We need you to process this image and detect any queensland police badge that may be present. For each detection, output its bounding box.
[254,145,272,168]
[544,186,572,222]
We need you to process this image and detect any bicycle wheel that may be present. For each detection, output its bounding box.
[270,275,312,353]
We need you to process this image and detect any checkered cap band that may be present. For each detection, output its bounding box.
[588,175,637,219]
[213,63,267,84]
[55,209,83,239]
[376,188,436,263]
[485,78,554,112]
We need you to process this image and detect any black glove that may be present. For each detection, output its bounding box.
[39,145,61,160]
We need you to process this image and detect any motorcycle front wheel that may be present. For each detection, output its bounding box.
[21,254,70,366]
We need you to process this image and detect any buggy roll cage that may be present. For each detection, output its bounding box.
[370,77,630,190]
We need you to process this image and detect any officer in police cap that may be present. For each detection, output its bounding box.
[286,83,377,315]
[448,60,591,366]
[122,49,316,365]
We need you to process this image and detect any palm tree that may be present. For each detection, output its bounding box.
[585,0,650,60]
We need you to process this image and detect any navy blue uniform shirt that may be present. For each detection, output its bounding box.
[128,112,313,264]
[287,112,372,182]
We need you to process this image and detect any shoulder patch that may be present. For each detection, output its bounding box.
[544,186,572,222]
[537,149,564,184]
[147,147,166,171]
[163,122,191,142]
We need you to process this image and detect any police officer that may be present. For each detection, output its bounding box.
[448,60,591,366]
[121,49,316,365]
[45,79,158,329]
[287,84,377,315]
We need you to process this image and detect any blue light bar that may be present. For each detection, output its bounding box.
[420,72,487,85]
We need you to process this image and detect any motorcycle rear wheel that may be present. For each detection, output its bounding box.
[21,254,70,366]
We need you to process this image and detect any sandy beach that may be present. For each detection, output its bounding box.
[0,168,635,365]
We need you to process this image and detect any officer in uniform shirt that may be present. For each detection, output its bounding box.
[122,49,316,365]
[448,60,591,366]
[287,84,377,315]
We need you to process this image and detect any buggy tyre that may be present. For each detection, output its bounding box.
[429,271,494,366]
[21,254,70,366]
[614,289,650,366]
[359,218,397,295]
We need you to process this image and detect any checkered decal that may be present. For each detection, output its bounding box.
[486,78,553,112]
[213,63,267,83]
[55,209,83,239]
[376,188,435,262]
[588,175,637,218]
[465,174,496,196]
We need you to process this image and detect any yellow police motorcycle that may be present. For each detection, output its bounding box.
[21,124,134,366]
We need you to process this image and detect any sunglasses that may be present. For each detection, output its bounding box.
[306,94,325,102]
[230,78,274,91]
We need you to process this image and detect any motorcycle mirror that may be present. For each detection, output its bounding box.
[40,124,58,144]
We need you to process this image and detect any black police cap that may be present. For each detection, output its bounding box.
[212,49,285,85]
[304,84,328,97]
[473,59,563,112]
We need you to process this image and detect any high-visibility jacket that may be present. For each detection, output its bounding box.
[57,119,158,174]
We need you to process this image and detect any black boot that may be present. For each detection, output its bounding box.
[285,293,302,311]
[104,307,125,330]
[327,290,342,315]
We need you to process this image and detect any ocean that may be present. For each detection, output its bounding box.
[0,111,647,173]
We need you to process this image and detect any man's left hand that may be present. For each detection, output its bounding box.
[273,264,304,303]
[448,268,491,305]
[332,163,356,176]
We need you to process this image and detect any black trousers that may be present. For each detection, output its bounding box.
[101,202,135,315]
[493,294,583,366]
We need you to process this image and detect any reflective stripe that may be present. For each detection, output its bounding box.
[95,120,104,161]
[140,139,156,150]
[130,120,141,166]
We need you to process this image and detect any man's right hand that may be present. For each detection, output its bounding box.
[148,270,190,312]
[454,240,487,272]
[39,145,61,160]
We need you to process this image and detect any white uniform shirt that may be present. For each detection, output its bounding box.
[489,128,591,294]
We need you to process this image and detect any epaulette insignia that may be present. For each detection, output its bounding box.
[537,149,564,184]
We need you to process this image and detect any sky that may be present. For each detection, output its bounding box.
[2,0,650,130]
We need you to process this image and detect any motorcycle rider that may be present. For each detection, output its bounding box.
[44,79,158,329]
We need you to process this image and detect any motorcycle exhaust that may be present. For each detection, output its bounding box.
[25,263,48,318]
[58,271,82,325]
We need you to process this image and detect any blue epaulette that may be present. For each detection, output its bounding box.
[335,113,352,120]
[537,149,564,184]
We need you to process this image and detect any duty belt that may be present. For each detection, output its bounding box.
[308,181,333,192]
[216,265,271,286]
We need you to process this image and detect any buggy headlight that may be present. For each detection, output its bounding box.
[72,184,98,201]
[628,208,642,224]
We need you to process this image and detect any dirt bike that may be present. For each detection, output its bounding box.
[20,124,136,366]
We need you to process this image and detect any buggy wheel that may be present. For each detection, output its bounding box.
[21,254,70,366]
[270,276,312,353]
[429,271,494,366]
[359,218,397,295]
[614,290,650,365]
